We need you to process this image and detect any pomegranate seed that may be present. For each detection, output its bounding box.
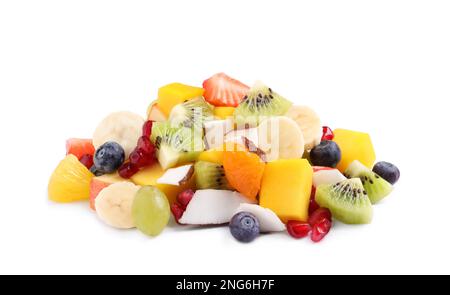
[79,154,94,169]
[308,187,319,215]
[308,207,332,227]
[311,218,332,242]
[118,162,139,179]
[287,221,311,239]
[321,126,334,141]
[137,136,155,154]
[170,202,185,224]
[177,189,195,209]
[142,120,154,137]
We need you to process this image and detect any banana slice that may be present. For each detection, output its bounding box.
[95,182,141,229]
[285,105,322,151]
[257,116,304,162]
[93,111,145,157]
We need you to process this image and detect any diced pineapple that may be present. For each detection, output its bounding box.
[259,159,312,223]
[157,83,204,116]
[333,129,376,172]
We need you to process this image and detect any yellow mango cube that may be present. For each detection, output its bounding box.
[198,149,225,165]
[333,129,376,172]
[157,83,204,116]
[131,163,195,204]
[260,159,312,223]
[214,107,235,120]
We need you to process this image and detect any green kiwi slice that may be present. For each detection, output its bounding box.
[194,161,231,190]
[234,81,292,127]
[316,178,373,224]
[150,122,203,170]
[169,97,214,129]
[344,160,393,204]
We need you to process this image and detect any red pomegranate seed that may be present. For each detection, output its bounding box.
[287,221,311,239]
[170,202,185,224]
[137,136,155,154]
[177,189,195,209]
[308,187,319,215]
[311,218,332,242]
[308,207,332,227]
[118,162,139,179]
[79,154,94,169]
[142,120,154,137]
[321,126,334,141]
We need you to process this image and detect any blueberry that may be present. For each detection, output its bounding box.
[229,212,260,243]
[309,140,341,168]
[89,165,105,176]
[93,142,125,173]
[373,161,400,185]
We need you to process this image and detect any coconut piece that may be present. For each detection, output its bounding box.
[242,137,267,162]
[156,164,194,186]
[313,169,346,187]
[204,119,233,150]
[234,204,285,232]
[225,128,259,149]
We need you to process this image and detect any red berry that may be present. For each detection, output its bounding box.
[311,218,332,242]
[177,189,195,209]
[321,126,334,141]
[79,154,94,169]
[142,121,154,137]
[308,207,332,227]
[287,221,311,239]
[137,136,155,154]
[129,148,154,168]
[118,162,139,179]
[170,202,185,224]
[308,187,319,215]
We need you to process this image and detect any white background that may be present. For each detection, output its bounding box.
[0,0,449,275]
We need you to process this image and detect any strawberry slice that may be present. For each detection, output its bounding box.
[202,73,249,107]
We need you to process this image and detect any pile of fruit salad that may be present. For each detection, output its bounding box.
[48,73,400,243]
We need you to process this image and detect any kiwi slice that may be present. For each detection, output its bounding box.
[150,122,203,170]
[234,81,292,127]
[344,160,393,204]
[316,178,373,224]
[194,161,231,190]
[169,97,214,129]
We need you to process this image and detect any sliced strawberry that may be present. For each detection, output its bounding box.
[202,73,249,107]
[66,138,95,160]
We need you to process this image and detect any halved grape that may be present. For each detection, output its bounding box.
[132,186,170,237]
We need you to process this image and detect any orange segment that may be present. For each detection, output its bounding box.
[223,150,265,201]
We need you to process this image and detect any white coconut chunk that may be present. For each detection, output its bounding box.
[313,169,346,187]
[156,164,194,186]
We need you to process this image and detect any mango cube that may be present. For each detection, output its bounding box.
[333,129,376,172]
[214,107,235,120]
[157,83,204,116]
[260,159,312,223]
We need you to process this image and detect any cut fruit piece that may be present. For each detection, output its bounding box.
[89,172,128,210]
[313,168,346,187]
[333,129,376,172]
[130,163,195,204]
[225,128,259,150]
[66,138,95,160]
[260,159,313,223]
[147,102,167,122]
[285,105,322,151]
[203,119,234,150]
[344,160,393,204]
[198,149,224,165]
[169,97,214,129]
[150,122,203,170]
[234,204,285,233]
[203,73,249,107]
[315,178,372,224]
[157,164,194,186]
[234,81,292,127]
[223,150,265,201]
[257,116,305,162]
[95,182,141,229]
[157,83,204,116]
[93,111,145,158]
[48,155,94,202]
[194,161,230,190]
[178,190,255,225]
[214,107,235,119]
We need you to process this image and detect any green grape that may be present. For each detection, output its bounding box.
[132,186,170,237]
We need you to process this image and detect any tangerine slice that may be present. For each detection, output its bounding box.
[223,150,265,201]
